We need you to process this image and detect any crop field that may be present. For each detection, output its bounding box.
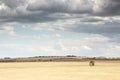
[0,61,120,80]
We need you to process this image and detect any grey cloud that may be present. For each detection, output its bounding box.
[0,0,120,23]
[93,0,120,16]
[70,22,120,34]
[66,22,120,43]
[0,0,26,9]
[0,0,92,23]
[0,12,55,23]
[80,17,104,22]
[0,0,120,43]
[27,0,92,13]
[27,0,120,16]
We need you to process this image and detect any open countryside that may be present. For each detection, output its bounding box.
[0,61,120,80]
[0,0,120,80]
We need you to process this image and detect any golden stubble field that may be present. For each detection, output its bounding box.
[0,61,120,80]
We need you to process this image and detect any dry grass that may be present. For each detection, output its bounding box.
[0,61,120,80]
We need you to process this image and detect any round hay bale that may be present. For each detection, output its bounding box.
[89,60,95,66]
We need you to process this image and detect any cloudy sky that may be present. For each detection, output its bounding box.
[0,0,120,58]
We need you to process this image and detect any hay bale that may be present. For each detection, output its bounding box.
[89,61,95,66]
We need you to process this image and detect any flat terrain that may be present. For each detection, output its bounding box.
[0,61,120,80]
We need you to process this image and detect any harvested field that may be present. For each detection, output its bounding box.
[0,61,120,80]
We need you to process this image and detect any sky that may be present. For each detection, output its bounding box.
[0,0,120,58]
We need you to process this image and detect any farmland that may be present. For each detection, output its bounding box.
[0,61,120,80]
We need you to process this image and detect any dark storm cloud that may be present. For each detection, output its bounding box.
[0,0,92,23]
[93,0,120,16]
[0,0,120,23]
[0,0,120,42]
[0,11,57,23]
[27,0,92,14]
[0,0,26,9]
[27,0,120,16]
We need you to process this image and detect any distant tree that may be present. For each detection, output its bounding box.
[66,55,76,57]
[4,57,11,59]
